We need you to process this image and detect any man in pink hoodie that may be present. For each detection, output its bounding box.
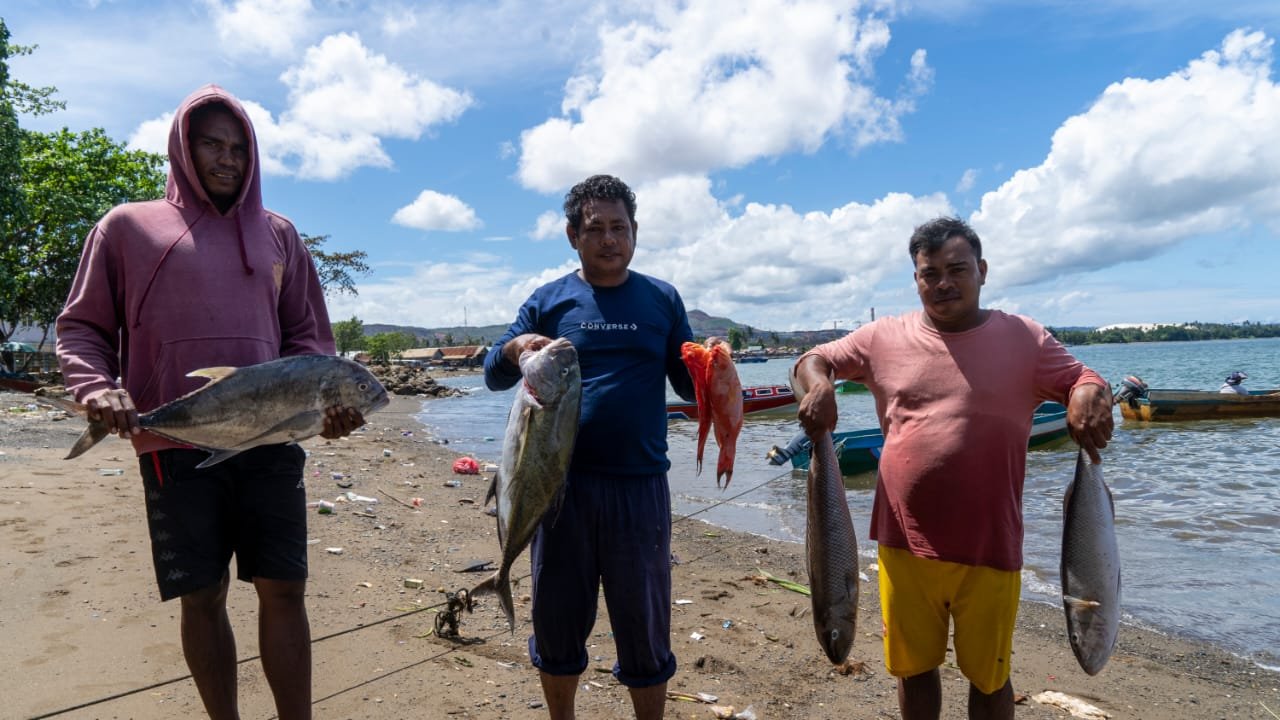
[793,217,1113,720]
[56,85,362,720]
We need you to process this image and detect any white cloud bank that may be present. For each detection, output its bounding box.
[130,32,473,180]
[205,0,314,60]
[516,0,929,192]
[974,29,1280,290]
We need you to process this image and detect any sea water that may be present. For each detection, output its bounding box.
[417,336,1280,670]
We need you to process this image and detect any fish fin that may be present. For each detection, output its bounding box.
[65,423,111,460]
[484,472,498,506]
[186,366,238,380]
[1063,594,1102,610]
[194,449,242,469]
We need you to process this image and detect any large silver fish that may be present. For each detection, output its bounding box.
[1061,449,1121,675]
[58,355,389,469]
[795,380,859,665]
[471,338,581,631]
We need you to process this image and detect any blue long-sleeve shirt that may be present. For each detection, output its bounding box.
[484,271,696,475]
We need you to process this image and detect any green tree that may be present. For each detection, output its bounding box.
[364,331,414,365]
[727,326,745,351]
[301,233,370,296]
[1,128,165,343]
[332,316,365,354]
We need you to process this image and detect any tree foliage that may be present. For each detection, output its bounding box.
[364,331,415,365]
[301,233,370,297]
[0,128,166,342]
[332,316,366,354]
[1049,322,1280,346]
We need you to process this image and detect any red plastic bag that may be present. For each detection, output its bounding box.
[452,456,480,475]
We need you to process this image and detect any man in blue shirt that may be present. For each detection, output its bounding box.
[484,175,696,720]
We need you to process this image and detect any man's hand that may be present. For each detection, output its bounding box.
[1067,382,1114,464]
[85,388,141,439]
[321,406,366,439]
[502,333,554,368]
[792,355,839,440]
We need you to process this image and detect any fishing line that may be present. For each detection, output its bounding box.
[29,460,799,718]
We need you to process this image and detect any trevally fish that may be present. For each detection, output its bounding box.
[471,338,581,632]
[794,380,859,665]
[57,355,388,469]
[680,341,743,487]
[1061,449,1121,675]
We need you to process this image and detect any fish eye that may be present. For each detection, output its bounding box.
[358,382,369,391]
[560,367,569,376]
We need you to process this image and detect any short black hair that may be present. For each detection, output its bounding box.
[908,216,982,262]
[563,175,637,231]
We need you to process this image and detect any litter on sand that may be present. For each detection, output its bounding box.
[1031,691,1110,719]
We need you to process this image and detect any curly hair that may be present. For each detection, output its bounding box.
[563,175,637,231]
[908,216,982,261]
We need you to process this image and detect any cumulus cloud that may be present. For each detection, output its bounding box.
[128,32,473,180]
[531,210,565,241]
[392,190,482,231]
[630,176,953,330]
[956,168,979,193]
[517,0,930,192]
[205,0,313,60]
[972,29,1280,289]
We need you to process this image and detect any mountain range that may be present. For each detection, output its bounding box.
[365,309,850,348]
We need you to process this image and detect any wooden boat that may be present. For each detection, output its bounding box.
[834,380,867,394]
[0,371,39,393]
[1118,387,1280,421]
[734,355,768,364]
[771,401,1070,475]
[667,384,795,421]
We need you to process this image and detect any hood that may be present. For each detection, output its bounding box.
[165,84,263,218]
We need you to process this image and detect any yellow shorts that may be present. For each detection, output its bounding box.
[877,545,1020,694]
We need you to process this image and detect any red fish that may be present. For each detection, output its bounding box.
[681,340,744,487]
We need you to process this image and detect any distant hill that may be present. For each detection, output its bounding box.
[362,310,851,348]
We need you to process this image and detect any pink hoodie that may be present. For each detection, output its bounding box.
[56,84,335,456]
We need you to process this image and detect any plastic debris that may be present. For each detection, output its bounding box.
[98,468,124,476]
[403,578,424,589]
[690,631,705,641]
[1031,691,1110,719]
[675,599,693,605]
[325,547,343,555]
[452,456,480,475]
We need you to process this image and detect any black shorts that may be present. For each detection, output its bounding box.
[138,444,309,601]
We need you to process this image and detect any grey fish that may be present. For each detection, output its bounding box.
[471,338,581,632]
[795,381,859,665]
[806,432,860,664]
[57,355,389,469]
[1061,449,1121,675]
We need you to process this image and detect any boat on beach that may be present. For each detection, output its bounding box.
[769,401,1070,475]
[667,384,795,421]
[0,371,39,393]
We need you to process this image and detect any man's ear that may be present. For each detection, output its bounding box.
[566,223,579,250]
[978,258,988,285]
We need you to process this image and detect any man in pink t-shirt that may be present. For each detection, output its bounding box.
[793,217,1113,720]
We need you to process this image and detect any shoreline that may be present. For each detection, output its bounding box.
[3,390,1278,719]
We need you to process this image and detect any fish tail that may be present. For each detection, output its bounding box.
[66,421,111,460]
[470,569,516,633]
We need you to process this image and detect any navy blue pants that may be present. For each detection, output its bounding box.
[528,470,676,688]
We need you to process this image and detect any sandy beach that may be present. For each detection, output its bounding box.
[3,388,1278,720]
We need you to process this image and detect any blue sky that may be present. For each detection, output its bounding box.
[7,0,1280,331]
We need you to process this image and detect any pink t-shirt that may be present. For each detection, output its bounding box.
[802,310,1104,571]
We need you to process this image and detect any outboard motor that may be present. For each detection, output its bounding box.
[767,431,812,466]
[1113,375,1148,409]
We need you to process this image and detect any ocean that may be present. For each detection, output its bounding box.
[415,336,1280,671]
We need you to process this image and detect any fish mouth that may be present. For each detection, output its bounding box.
[369,392,391,413]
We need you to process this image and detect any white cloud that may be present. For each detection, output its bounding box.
[531,210,565,241]
[205,0,314,60]
[128,32,474,181]
[517,0,929,192]
[392,190,482,231]
[956,168,979,193]
[972,29,1280,289]
[630,176,953,330]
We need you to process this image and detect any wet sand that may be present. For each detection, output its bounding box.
[2,390,1278,719]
